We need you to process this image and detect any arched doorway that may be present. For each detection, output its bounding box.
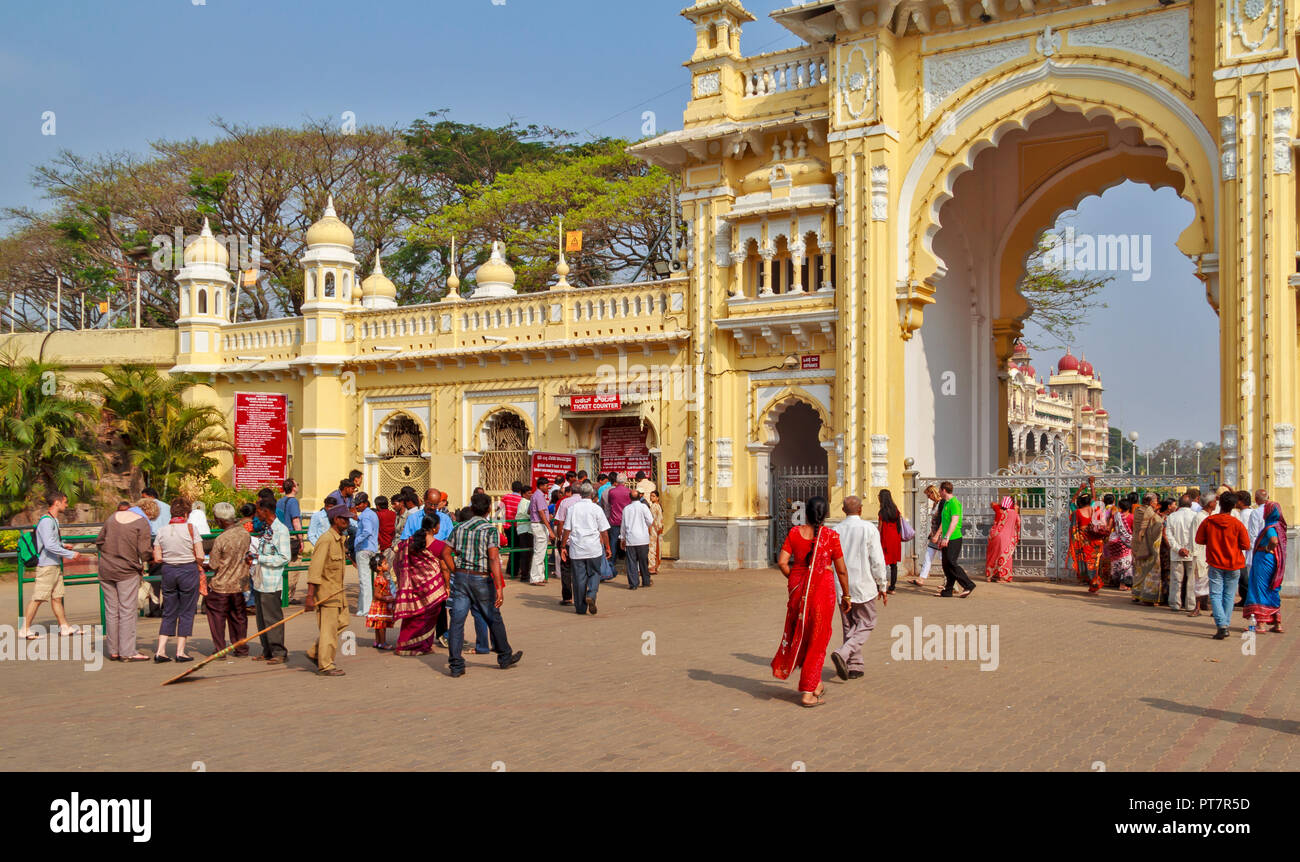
[767,399,828,561]
[903,101,1216,478]
[480,410,531,495]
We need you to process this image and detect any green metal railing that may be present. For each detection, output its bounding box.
[11,525,310,629]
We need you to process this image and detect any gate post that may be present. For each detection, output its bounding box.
[903,458,918,577]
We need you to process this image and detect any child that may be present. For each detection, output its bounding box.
[366,554,396,650]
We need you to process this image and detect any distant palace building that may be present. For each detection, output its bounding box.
[1006,342,1109,464]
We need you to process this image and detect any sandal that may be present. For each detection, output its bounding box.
[125,654,151,662]
[20,630,38,641]
[265,657,284,666]
[373,643,395,651]
[908,578,926,587]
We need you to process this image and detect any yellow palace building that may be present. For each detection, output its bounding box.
[8,0,1299,570]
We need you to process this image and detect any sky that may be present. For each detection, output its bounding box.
[0,0,1218,444]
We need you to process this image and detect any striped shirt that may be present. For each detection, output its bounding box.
[449,516,499,572]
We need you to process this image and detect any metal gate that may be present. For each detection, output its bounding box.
[770,464,829,561]
[378,457,430,499]
[905,442,1211,580]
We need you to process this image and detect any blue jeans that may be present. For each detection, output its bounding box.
[469,602,491,653]
[447,572,513,672]
[601,525,620,580]
[571,556,603,614]
[1207,566,1242,629]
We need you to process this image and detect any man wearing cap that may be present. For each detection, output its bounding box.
[352,491,379,617]
[306,504,351,676]
[204,502,251,657]
[527,476,554,586]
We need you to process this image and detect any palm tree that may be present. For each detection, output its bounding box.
[88,365,234,499]
[0,353,101,520]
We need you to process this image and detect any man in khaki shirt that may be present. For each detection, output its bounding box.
[305,505,351,676]
[204,503,251,657]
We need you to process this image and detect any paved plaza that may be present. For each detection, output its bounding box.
[1,566,1297,772]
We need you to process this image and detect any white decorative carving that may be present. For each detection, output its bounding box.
[837,40,875,122]
[834,171,845,221]
[870,434,889,487]
[1222,424,1240,488]
[1220,115,1238,181]
[1272,107,1293,174]
[1228,0,1281,55]
[715,221,733,268]
[715,438,733,488]
[1275,423,1295,488]
[923,39,1031,117]
[1036,25,1061,58]
[694,71,721,98]
[870,165,889,222]
[1068,9,1190,77]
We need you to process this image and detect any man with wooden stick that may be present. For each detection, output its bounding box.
[305,504,351,677]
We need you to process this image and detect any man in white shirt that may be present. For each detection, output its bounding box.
[620,490,656,589]
[1187,488,1204,513]
[1231,490,1256,604]
[552,485,583,607]
[830,496,888,681]
[1189,495,1212,616]
[559,484,612,616]
[1164,495,1199,611]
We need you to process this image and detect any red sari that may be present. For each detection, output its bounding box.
[1068,505,1106,592]
[772,526,843,694]
[984,502,1021,582]
[393,537,449,656]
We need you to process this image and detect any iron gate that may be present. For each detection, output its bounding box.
[770,464,829,561]
[905,442,1211,580]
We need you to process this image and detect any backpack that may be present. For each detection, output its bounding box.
[17,515,53,568]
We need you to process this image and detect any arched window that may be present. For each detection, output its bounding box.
[306,271,316,300]
[342,273,350,300]
[324,272,336,298]
[197,289,207,315]
[480,412,530,493]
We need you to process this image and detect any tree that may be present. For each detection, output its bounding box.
[409,138,673,294]
[86,364,234,500]
[0,353,101,521]
[1019,226,1113,351]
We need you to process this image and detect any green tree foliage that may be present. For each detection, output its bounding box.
[1019,227,1112,351]
[410,138,674,294]
[86,364,234,500]
[0,354,101,520]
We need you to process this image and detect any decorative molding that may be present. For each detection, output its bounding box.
[715,438,734,488]
[694,71,721,98]
[870,434,889,487]
[1227,0,1283,57]
[1275,423,1295,488]
[870,165,889,222]
[1035,25,1061,58]
[1222,424,1240,488]
[1220,115,1238,181]
[1067,9,1190,78]
[923,40,1031,118]
[835,38,876,125]
[463,388,538,400]
[1272,107,1293,174]
[715,220,733,268]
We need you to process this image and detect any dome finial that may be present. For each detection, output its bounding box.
[324,194,337,219]
[201,217,213,237]
[554,217,571,288]
[374,248,384,277]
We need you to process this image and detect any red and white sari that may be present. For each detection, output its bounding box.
[772,526,842,694]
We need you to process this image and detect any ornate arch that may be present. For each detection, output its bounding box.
[475,406,536,451]
[897,62,1218,335]
[376,410,427,458]
[755,387,833,445]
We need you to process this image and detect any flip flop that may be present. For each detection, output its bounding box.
[800,695,826,708]
[908,578,925,587]
[20,631,38,641]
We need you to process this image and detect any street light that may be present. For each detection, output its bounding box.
[1146,450,1151,474]
[1129,431,1139,477]
[1161,458,1167,475]
[1195,441,1204,475]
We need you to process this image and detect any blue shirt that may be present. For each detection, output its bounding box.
[307,507,331,545]
[149,499,171,537]
[355,507,379,554]
[400,507,453,542]
[276,496,301,530]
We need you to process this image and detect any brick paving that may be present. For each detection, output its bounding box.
[1,565,1297,771]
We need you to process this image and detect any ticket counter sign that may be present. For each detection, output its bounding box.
[570,393,621,412]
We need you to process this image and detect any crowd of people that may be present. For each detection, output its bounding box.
[17,468,667,678]
[766,479,1290,708]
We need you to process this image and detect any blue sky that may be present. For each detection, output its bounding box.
[0,0,1217,444]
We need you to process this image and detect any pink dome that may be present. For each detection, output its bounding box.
[1079,359,1095,377]
[1058,351,1080,373]
[1021,364,1036,378]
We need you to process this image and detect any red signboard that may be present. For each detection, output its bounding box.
[801,355,821,370]
[666,461,681,486]
[570,393,622,412]
[233,392,288,490]
[600,424,652,475]
[531,452,577,488]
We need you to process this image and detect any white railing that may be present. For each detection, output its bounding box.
[221,321,302,353]
[741,47,828,98]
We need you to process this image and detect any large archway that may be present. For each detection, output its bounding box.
[904,104,1214,477]
[767,399,828,561]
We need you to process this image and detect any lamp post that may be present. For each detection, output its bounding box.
[1195,441,1204,475]
[1129,431,1139,477]
[1161,458,1167,475]
[1146,450,1151,474]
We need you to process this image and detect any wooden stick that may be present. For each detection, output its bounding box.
[160,589,345,686]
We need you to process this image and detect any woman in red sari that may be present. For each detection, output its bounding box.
[984,496,1021,582]
[1068,488,1106,594]
[392,516,456,656]
[772,497,851,708]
